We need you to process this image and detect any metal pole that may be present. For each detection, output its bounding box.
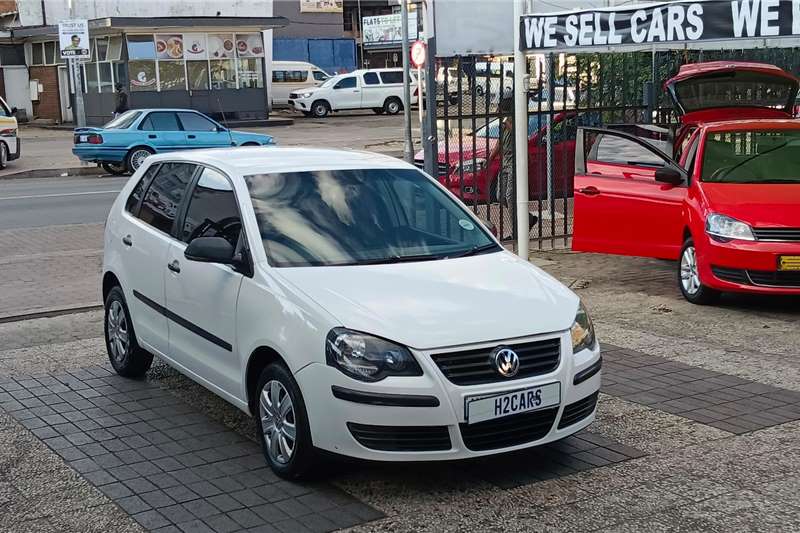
[513,0,529,258]
[401,0,414,162]
[68,0,86,127]
[357,0,365,69]
[422,1,437,177]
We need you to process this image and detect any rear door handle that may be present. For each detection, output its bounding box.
[579,186,600,196]
[122,235,132,246]
[148,134,157,139]
[167,260,181,274]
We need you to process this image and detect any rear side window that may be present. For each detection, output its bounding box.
[137,162,196,234]
[178,112,217,132]
[273,70,308,82]
[181,167,242,246]
[139,112,181,131]
[125,164,160,214]
[379,71,403,84]
[363,72,379,85]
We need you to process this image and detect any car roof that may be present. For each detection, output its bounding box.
[701,118,800,131]
[272,61,319,68]
[127,108,208,114]
[145,147,416,176]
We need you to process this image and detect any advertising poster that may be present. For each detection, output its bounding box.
[59,19,90,59]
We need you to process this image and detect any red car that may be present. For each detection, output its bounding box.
[415,111,598,203]
[573,61,800,303]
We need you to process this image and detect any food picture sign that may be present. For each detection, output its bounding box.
[520,0,800,51]
[155,34,184,59]
[209,34,236,59]
[59,19,90,59]
[235,34,265,58]
[183,34,208,59]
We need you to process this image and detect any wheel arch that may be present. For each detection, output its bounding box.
[102,270,122,302]
[245,345,291,414]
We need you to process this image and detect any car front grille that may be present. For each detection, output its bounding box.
[431,338,561,386]
[753,227,800,242]
[288,92,299,99]
[711,266,800,288]
[557,392,599,429]
[459,406,558,451]
[347,423,451,452]
[413,159,450,177]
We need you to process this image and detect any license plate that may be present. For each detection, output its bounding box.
[778,256,800,271]
[465,382,560,425]
[79,135,88,142]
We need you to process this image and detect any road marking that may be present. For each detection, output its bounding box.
[0,190,122,201]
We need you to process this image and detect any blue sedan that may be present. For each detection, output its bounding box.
[73,109,275,175]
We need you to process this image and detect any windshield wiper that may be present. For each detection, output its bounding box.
[448,243,501,258]
[341,253,445,266]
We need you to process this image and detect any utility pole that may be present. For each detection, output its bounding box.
[512,0,529,258]
[68,0,86,127]
[422,0,437,178]
[400,0,414,162]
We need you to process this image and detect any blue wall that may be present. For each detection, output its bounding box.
[274,38,356,75]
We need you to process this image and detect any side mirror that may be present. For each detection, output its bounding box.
[184,237,235,264]
[654,166,685,186]
[215,126,227,133]
[11,107,18,114]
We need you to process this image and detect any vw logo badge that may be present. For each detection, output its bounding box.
[492,347,520,378]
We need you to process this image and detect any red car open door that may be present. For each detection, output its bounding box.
[572,128,688,260]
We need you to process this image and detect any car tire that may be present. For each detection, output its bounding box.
[0,142,7,170]
[255,362,316,480]
[311,101,330,118]
[678,238,720,305]
[372,107,385,115]
[104,286,153,378]
[384,97,402,115]
[102,162,128,175]
[126,146,154,174]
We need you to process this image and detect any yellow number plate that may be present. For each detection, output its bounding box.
[778,256,800,271]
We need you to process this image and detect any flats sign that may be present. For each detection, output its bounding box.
[520,0,800,51]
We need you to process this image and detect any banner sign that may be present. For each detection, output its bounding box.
[363,12,419,48]
[59,19,90,59]
[300,0,343,14]
[520,0,800,51]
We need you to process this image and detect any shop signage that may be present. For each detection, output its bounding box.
[300,0,343,13]
[58,19,90,59]
[363,12,419,48]
[521,0,800,51]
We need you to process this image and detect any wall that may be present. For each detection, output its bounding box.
[28,66,60,121]
[273,0,343,39]
[19,0,274,26]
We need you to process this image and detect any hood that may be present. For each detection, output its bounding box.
[665,61,798,121]
[700,183,800,227]
[274,251,578,350]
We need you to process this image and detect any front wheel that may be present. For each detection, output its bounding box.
[311,100,330,118]
[255,363,317,479]
[678,238,720,305]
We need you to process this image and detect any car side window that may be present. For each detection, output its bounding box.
[592,133,666,168]
[363,72,379,85]
[178,112,217,132]
[139,112,181,131]
[181,167,242,247]
[137,162,196,234]
[125,163,161,215]
[334,77,356,89]
[312,70,328,81]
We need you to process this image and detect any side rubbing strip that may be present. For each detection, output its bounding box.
[133,290,232,352]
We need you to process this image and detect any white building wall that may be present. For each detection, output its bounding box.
[19,0,274,26]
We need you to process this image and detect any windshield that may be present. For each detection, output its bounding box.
[320,76,339,88]
[474,113,549,139]
[701,129,800,184]
[103,110,141,129]
[245,168,499,267]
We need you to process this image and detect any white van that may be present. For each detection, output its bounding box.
[270,61,330,108]
[289,68,418,118]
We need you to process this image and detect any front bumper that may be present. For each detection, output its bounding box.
[700,236,800,294]
[296,331,601,461]
[72,145,127,163]
[5,136,20,160]
[290,98,310,111]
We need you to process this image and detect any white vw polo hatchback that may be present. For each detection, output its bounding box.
[102,147,601,479]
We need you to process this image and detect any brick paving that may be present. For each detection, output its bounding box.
[602,344,800,434]
[0,365,382,533]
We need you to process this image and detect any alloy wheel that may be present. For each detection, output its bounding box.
[106,300,129,363]
[259,380,297,464]
[130,149,151,170]
[680,245,700,295]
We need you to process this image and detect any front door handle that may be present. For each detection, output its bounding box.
[187,134,196,139]
[167,260,181,274]
[122,235,132,246]
[578,186,600,196]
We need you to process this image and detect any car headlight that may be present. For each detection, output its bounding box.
[300,92,314,98]
[455,158,487,174]
[705,214,756,242]
[571,302,596,354]
[325,328,422,382]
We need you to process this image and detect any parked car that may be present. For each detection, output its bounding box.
[73,109,275,175]
[270,61,330,108]
[414,111,601,203]
[573,61,800,303]
[289,68,419,118]
[102,147,601,479]
[0,94,21,169]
